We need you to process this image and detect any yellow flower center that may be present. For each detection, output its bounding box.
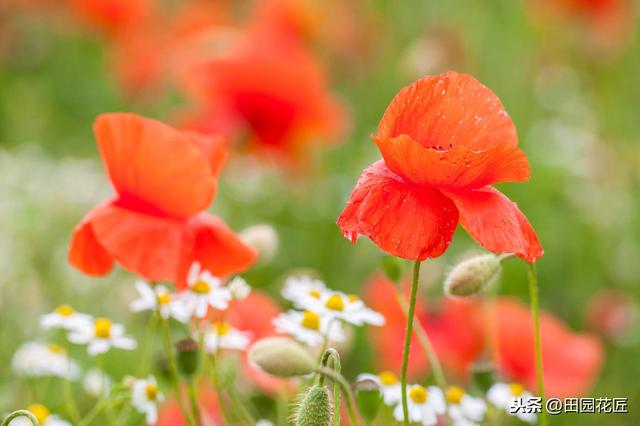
[309,290,321,299]
[445,385,465,404]
[145,383,158,401]
[300,311,320,330]
[156,293,171,305]
[48,343,65,354]
[509,383,525,396]
[347,294,360,303]
[214,321,230,336]
[94,318,112,339]
[325,294,345,311]
[55,304,75,317]
[378,371,398,386]
[409,385,428,404]
[192,279,211,294]
[27,404,50,424]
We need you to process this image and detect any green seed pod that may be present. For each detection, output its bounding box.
[249,337,315,377]
[295,385,332,426]
[444,254,501,297]
[175,338,199,377]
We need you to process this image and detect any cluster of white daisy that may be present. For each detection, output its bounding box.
[130,262,253,354]
[273,275,384,347]
[358,371,538,425]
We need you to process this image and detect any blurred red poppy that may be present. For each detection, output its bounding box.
[68,0,151,34]
[181,27,344,163]
[365,275,485,379]
[584,290,637,342]
[337,71,543,262]
[157,385,219,426]
[490,297,604,397]
[68,113,256,285]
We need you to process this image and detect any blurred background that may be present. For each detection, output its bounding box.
[0,0,639,424]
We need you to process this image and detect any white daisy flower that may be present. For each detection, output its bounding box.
[445,385,486,426]
[12,342,81,380]
[130,280,189,322]
[487,382,537,424]
[178,262,231,319]
[40,304,92,331]
[273,310,345,347]
[392,385,446,426]
[204,321,251,353]
[9,405,72,426]
[131,376,163,425]
[228,277,251,301]
[281,275,328,308]
[357,371,403,405]
[83,368,112,398]
[68,317,137,356]
[303,291,385,326]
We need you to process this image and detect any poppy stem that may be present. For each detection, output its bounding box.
[159,313,196,426]
[527,263,547,426]
[1,410,38,426]
[400,260,421,426]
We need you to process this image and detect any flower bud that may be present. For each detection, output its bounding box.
[248,337,315,377]
[444,254,501,297]
[240,224,278,262]
[175,338,199,377]
[471,361,496,393]
[295,385,332,426]
[229,277,251,301]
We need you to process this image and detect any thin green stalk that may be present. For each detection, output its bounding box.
[396,294,446,389]
[209,352,230,426]
[316,367,359,426]
[229,386,256,425]
[62,343,81,424]
[159,313,195,426]
[400,260,421,426]
[2,411,38,426]
[527,263,547,426]
[187,379,202,426]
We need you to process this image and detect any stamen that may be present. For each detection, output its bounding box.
[55,304,75,317]
[94,318,112,338]
[192,279,211,294]
[27,404,50,424]
[378,371,398,386]
[300,311,320,330]
[445,385,465,404]
[409,385,428,403]
[325,294,345,311]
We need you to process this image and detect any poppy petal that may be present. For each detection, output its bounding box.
[90,203,192,282]
[443,187,543,262]
[378,71,518,152]
[373,134,530,189]
[182,214,257,282]
[94,113,221,218]
[68,203,114,276]
[337,160,459,260]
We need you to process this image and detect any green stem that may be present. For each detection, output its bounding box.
[400,260,421,426]
[527,263,547,426]
[62,343,81,423]
[209,353,230,426]
[159,313,195,426]
[319,349,341,426]
[229,386,256,425]
[315,367,359,426]
[187,379,202,426]
[396,294,447,389]
[2,411,38,426]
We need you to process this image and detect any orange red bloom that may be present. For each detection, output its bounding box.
[68,113,256,285]
[182,27,344,163]
[337,71,543,262]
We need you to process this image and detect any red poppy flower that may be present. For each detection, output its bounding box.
[158,385,219,426]
[337,71,543,262]
[365,275,485,379]
[68,0,151,35]
[68,113,256,285]
[490,297,603,397]
[181,27,344,163]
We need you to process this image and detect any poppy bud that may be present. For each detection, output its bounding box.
[175,338,199,377]
[248,337,315,378]
[444,254,501,297]
[295,385,332,426]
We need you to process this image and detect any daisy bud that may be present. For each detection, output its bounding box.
[229,277,251,301]
[240,224,278,262]
[175,338,199,378]
[444,254,501,297]
[249,337,315,378]
[295,385,332,426]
